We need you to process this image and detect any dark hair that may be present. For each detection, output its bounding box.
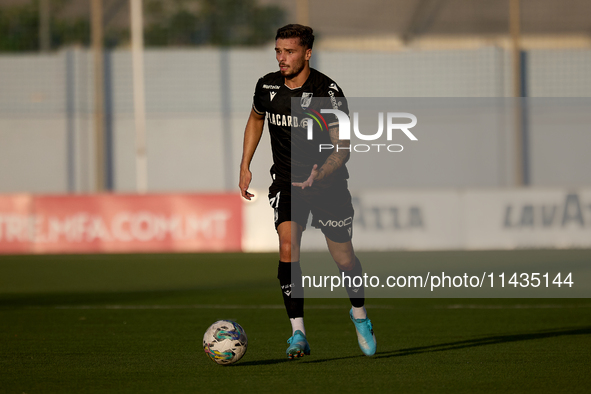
[275,24,314,49]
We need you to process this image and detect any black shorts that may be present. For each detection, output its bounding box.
[268,177,354,243]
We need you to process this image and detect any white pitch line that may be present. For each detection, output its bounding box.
[439,304,591,309]
[52,304,351,310]
[53,304,284,310]
[43,303,591,310]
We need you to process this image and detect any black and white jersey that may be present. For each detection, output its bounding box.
[252,68,349,183]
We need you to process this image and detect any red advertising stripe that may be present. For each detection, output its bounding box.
[0,194,34,254]
[0,193,242,254]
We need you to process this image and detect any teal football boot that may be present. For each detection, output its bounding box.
[286,330,310,359]
[350,308,377,356]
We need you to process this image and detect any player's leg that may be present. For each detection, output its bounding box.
[278,220,303,262]
[277,221,310,359]
[270,182,311,359]
[325,238,364,311]
[314,181,365,309]
[325,238,376,356]
[277,220,305,327]
[314,179,376,356]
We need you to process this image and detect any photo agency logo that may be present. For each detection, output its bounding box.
[304,109,418,153]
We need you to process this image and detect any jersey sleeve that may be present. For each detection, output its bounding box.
[252,78,266,115]
[325,81,348,128]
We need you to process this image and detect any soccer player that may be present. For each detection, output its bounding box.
[239,24,376,359]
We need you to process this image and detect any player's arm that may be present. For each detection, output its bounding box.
[239,108,265,200]
[292,125,350,189]
[316,125,350,182]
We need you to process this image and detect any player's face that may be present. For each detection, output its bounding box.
[275,38,311,78]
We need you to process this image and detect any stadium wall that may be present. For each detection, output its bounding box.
[1,188,589,254]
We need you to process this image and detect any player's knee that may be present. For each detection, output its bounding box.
[335,255,356,271]
[279,237,298,260]
[279,240,290,257]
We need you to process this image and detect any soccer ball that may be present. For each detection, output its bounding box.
[203,320,248,365]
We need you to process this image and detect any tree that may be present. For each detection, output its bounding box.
[0,1,40,51]
[144,0,285,47]
[0,0,129,52]
[0,0,285,52]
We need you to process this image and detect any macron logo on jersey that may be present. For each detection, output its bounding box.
[270,91,277,101]
[329,83,339,92]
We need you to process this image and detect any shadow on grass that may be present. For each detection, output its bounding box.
[300,326,591,364]
[377,326,591,359]
[234,358,289,367]
[0,281,276,308]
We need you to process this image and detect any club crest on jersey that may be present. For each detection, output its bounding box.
[300,92,313,110]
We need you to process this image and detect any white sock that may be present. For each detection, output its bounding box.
[290,317,306,335]
[351,306,367,320]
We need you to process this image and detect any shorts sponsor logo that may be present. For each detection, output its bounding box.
[318,216,353,228]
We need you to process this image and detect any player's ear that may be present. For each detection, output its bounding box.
[305,48,312,61]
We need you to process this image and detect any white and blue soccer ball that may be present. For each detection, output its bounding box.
[203,320,248,365]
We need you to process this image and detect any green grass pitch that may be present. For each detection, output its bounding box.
[1,250,590,393]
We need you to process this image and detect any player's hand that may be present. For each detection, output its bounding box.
[292,164,318,189]
[239,168,255,200]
